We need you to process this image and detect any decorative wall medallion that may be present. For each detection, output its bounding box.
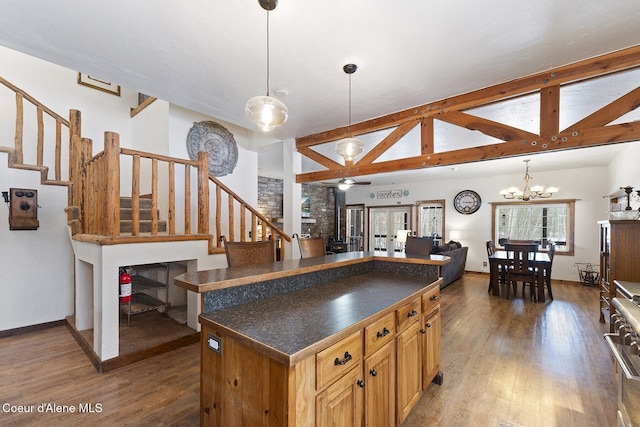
[186,121,238,176]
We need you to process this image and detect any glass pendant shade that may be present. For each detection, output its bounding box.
[335,137,364,162]
[245,95,288,132]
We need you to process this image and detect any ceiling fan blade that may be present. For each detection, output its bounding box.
[352,181,371,185]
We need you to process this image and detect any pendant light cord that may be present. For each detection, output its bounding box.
[348,73,352,136]
[266,10,270,96]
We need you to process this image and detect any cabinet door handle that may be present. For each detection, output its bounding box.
[407,309,419,318]
[369,369,377,377]
[430,295,439,301]
[376,327,390,338]
[357,380,365,388]
[420,329,426,334]
[334,351,353,366]
[426,322,431,328]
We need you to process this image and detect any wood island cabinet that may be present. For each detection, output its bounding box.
[396,319,423,424]
[598,220,640,332]
[200,281,442,427]
[422,285,442,388]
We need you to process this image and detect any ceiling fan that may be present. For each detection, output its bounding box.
[319,177,371,189]
[336,178,371,190]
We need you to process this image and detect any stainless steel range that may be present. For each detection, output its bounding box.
[606,281,640,427]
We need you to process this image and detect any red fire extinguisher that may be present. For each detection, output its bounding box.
[119,268,132,304]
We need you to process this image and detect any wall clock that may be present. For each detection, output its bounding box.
[454,190,481,214]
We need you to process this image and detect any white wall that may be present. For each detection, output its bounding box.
[0,152,73,330]
[0,46,138,331]
[608,142,640,211]
[345,162,621,282]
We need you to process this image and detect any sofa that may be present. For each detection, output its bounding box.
[404,236,468,289]
[431,241,468,289]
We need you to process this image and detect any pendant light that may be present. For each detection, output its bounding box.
[245,0,288,132]
[335,64,364,162]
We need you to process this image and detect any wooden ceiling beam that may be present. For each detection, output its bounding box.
[295,121,640,183]
[355,120,418,166]
[295,45,640,183]
[296,45,640,148]
[564,85,640,133]
[437,110,540,142]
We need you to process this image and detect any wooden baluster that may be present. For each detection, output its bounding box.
[55,120,62,181]
[184,164,191,235]
[79,137,92,234]
[240,204,246,242]
[36,107,44,167]
[215,185,221,244]
[168,161,175,235]
[151,158,158,235]
[131,155,140,236]
[251,213,257,246]
[14,93,23,164]
[228,194,234,242]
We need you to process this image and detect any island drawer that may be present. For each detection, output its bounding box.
[316,330,363,390]
[422,284,440,315]
[364,312,395,356]
[396,296,421,332]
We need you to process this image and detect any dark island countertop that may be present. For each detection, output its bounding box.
[175,250,449,293]
[200,272,441,365]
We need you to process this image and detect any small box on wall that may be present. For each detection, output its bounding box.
[9,188,39,230]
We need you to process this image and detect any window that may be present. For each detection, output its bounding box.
[491,200,575,255]
[417,200,445,240]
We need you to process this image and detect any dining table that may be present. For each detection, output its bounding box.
[488,250,552,302]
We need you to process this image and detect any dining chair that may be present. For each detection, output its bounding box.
[222,237,275,268]
[405,236,434,256]
[542,242,556,300]
[505,239,541,248]
[504,243,539,301]
[295,235,332,258]
[486,240,504,293]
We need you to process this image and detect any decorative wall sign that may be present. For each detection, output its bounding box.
[77,73,121,96]
[371,189,404,199]
[186,121,238,177]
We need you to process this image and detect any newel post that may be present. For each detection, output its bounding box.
[104,132,120,236]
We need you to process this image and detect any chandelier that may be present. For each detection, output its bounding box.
[499,159,558,202]
[335,64,364,163]
[245,0,288,132]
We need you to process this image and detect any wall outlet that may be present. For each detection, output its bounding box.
[483,261,487,267]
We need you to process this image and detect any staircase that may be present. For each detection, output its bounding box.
[1,73,292,370]
[120,197,167,234]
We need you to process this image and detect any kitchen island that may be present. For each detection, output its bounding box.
[174,251,448,426]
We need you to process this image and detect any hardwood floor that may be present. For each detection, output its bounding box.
[403,273,617,427]
[0,274,617,426]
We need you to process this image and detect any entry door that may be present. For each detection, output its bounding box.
[346,205,364,251]
[369,207,411,252]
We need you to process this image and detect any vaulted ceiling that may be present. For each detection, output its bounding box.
[1,1,640,183]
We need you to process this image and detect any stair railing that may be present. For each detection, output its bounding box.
[76,123,291,255]
[0,76,291,255]
[79,131,211,242]
[208,174,291,258]
[0,75,71,182]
